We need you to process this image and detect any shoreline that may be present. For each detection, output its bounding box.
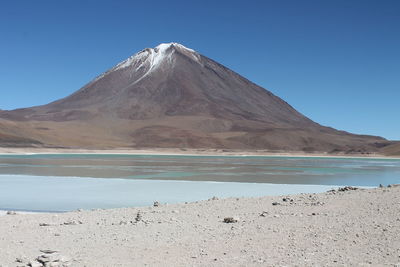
[0,209,49,216]
[0,176,347,212]
[0,147,398,160]
[0,184,375,215]
[0,186,399,266]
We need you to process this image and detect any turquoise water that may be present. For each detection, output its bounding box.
[0,154,399,211]
[0,175,340,212]
[0,154,399,186]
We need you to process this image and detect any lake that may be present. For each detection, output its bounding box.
[0,154,399,211]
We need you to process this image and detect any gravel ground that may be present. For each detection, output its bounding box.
[1,186,399,266]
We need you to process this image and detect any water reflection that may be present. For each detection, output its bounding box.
[0,154,399,186]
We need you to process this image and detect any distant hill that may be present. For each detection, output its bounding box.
[0,43,394,153]
[382,143,400,156]
[0,121,42,147]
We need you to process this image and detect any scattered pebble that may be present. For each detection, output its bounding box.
[39,250,58,254]
[15,257,26,263]
[28,261,42,267]
[282,197,293,202]
[338,186,358,192]
[23,250,71,267]
[223,217,238,223]
[62,220,82,226]
[135,211,142,222]
[260,211,268,217]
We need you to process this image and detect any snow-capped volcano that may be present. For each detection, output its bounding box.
[0,43,391,152]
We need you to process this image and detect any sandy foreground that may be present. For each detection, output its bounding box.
[0,186,399,266]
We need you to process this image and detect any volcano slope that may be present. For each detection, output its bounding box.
[0,43,393,153]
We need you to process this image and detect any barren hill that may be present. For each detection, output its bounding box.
[0,43,393,153]
[382,143,400,156]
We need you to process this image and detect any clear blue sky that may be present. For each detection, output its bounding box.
[0,0,399,140]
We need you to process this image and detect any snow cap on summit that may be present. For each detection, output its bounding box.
[114,42,199,72]
[155,42,196,53]
[92,43,199,82]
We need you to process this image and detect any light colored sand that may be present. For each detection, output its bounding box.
[0,186,399,266]
[0,147,398,159]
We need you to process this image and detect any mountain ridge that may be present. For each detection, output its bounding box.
[0,43,394,154]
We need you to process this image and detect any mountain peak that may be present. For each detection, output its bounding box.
[112,42,199,74]
[155,42,196,53]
